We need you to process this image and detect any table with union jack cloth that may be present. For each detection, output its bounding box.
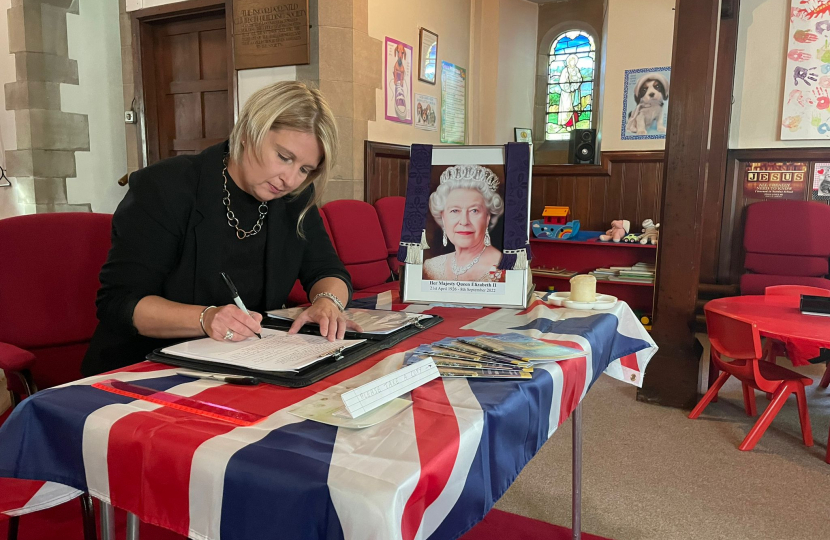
[0,292,656,540]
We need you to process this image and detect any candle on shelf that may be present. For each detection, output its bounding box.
[570,274,597,303]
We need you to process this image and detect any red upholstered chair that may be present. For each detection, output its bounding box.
[740,200,830,295]
[373,196,406,276]
[690,307,813,451]
[287,207,337,306]
[322,200,397,297]
[0,212,109,540]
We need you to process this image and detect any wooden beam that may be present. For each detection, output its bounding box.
[637,0,721,409]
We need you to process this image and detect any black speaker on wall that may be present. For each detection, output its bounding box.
[569,129,596,164]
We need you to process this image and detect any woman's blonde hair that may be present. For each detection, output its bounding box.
[229,81,337,237]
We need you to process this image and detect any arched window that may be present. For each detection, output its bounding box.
[546,31,596,141]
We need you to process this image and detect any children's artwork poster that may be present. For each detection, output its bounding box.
[384,37,413,124]
[621,67,671,140]
[414,93,437,131]
[780,0,830,140]
[743,162,808,200]
[813,162,830,200]
[441,61,467,144]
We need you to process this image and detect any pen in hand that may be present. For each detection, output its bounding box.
[220,271,262,339]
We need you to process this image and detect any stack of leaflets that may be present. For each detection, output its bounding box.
[403,333,584,379]
[590,268,618,280]
[608,262,655,284]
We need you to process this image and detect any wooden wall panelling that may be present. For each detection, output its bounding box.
[364,141,410,203]
[363,142,665,236]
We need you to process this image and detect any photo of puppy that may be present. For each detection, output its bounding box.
[626,74,669,135]
[621,67,671,140]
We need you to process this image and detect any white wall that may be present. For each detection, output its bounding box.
[367,0,472,145]
[495,0,538,145]
[237,66,298,111]
[63,0,128,214]
[0,0,20,219]
[599,0,676,151]
[730,0,827,148]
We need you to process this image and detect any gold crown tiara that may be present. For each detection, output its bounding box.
[439,165,499,192]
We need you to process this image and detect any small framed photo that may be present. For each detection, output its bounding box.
[514,128,532,143]
[418,28,438,84]
[399,144,534,309]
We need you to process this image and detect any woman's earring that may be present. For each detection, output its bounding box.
[484,230,491,247]
[443,230,448,247]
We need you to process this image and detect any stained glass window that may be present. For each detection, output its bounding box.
[546,31,595,141]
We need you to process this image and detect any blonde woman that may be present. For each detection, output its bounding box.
[83,81,353,375]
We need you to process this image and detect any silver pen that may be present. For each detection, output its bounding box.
[177,370,259,385]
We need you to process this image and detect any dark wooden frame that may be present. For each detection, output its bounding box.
[418,28,438,84]
[130,0,236,167]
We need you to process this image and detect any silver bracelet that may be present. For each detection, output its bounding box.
[312,292,345,312]
[200,305,216,336]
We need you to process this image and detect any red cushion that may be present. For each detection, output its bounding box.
[322,201,388,265]
[374,196,405,256]
[5,342,89,395]
[352,281,400,299]
[0,342,36,373]
[744,201,830,256]
[345,261,392,290]
[744,252,828,277]
[740,274,830,295]
[0,213,112,350]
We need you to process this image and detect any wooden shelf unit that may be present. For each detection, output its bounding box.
[530,237,657,313]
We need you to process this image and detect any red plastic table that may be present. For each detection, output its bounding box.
[705,295,830,366]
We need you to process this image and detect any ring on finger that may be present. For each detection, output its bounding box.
[224,329,235,341]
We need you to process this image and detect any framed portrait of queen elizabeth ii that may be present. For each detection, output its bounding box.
[398,143,534,308]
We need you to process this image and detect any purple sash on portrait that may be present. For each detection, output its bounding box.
[498,142,533,270]
[397,144,433,264]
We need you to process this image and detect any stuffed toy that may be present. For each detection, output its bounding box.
[599,220,630,242]
[638,219,659,245]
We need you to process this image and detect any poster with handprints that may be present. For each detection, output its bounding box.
[781,0,830,140]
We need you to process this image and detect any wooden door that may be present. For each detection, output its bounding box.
[141,8,232,164]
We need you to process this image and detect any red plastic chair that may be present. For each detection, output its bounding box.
[373,196,405,276]
[0,213,109,540]
[690,308,813,451]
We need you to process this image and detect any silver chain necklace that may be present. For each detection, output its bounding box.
[222,157,268,240]
[451,245,487,278]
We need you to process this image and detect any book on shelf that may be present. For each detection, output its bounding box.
[531,267,578,278]
[609,275,655,284]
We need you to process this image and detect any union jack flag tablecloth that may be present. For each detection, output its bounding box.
[0,292,656,540]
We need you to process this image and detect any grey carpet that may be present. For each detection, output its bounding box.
[495,359,830,540]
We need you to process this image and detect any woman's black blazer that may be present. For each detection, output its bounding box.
[81,142,351,375]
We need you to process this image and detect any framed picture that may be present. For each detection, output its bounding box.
[399,143,534,309]
[621,67,671,140]
[385,37,413,124]
[418,28,438,84]
[514,128,532,143]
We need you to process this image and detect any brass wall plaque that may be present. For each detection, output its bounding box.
[233,0,310,70]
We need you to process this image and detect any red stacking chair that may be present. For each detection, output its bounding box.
[287,207,337,306]
[0,212,110,540]
[690,307,813,451]
[322,200,397,297]
[373,196,406,276]
[740,201,830,295]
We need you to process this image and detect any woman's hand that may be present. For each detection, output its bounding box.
[203,305,263,342]
[288,297,362,341]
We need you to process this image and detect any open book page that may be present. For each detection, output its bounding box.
[266,307,431,335]
[161,328,365,373]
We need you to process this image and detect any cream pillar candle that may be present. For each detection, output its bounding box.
[570,274,597,302]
